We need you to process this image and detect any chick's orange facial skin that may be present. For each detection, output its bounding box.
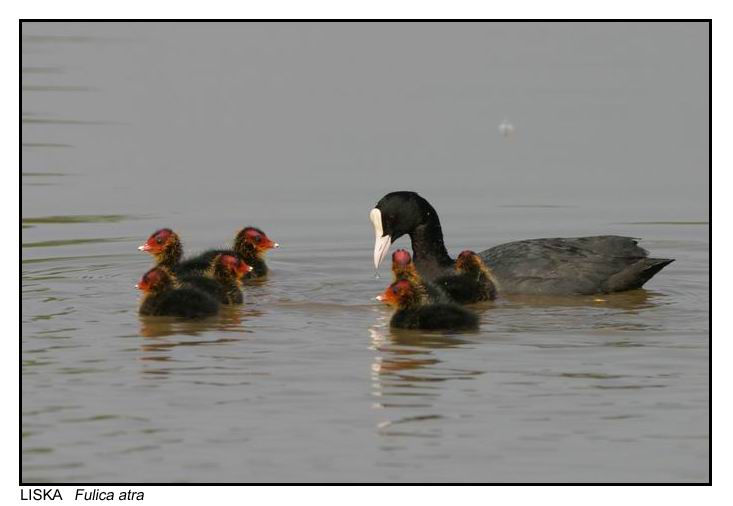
[219,254,252,279]
[236,259,253,278]
[243,227,278,251]
[136,268,165,292]
[138,228,174,254]
[377,280,411,306]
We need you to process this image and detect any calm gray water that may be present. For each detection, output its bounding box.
[22,22,709,483]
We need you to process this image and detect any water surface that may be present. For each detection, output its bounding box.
[22,22,709,483]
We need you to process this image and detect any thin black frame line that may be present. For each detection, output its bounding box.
[18,18,712,487]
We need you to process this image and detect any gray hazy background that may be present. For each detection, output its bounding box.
[23,22,709,224]
[22,22,709,483]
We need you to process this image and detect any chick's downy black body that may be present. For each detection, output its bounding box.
[390,304,479,330]
[380,279,479,331]
[179,249,265,279]
[434,251,497,304]
[139,287,220,318]
[177,274,242,305]
[178,254,245,305]
[137,268,219,319]
[390,249,450,304]
[177,227,275,279]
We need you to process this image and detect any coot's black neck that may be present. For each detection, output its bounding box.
[409,215,454,279]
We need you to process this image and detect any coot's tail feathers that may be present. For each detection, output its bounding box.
[607,258,674,292]
[479,236,673,295]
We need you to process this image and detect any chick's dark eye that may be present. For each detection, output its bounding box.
[254,236,261,243]
[156,237,163,244]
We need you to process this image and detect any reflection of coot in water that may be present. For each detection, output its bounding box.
[136,267,219,319]
[370,191,674,295]
[377,279,479,331]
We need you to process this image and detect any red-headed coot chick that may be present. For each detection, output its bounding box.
[370,191,674,295]
[434,250,497,304]
[391,249,449,303]
[178,254,252,305]
[176,226,278,279]
[136,267,219,319]
[377,279,479,331]
[138,228,182,270]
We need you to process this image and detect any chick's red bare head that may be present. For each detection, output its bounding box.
[139,228,175,254]
[136,267,170,292]
[240,227,278,251]
[392,249,412,268]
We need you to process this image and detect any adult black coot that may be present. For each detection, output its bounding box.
[377,279,479,330]
[370,191,674,295]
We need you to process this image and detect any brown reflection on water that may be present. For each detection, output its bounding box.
[137,306,263,376]
[138,306,262,338]
[369,323,483,438]
[500,288,659,310]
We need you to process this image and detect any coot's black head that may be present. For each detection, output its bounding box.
[370,191,436,269]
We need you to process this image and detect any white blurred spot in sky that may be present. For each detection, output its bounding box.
[499,119,515,137]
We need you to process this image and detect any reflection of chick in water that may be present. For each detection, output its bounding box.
[138,303,254,343]
[368,325,483,431]
[138,308,250,368]
[368,326,470,376]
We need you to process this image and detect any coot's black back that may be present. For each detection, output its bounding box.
[480,235,674,295]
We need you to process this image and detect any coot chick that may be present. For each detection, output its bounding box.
[377,279,479,330]
[178,254,252,304]
[136,267,219,319]
[138,228,182,270]
[391,249,449,303]
[370,191,674,295]
[177,226,278,279]
[434,250,497,304]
